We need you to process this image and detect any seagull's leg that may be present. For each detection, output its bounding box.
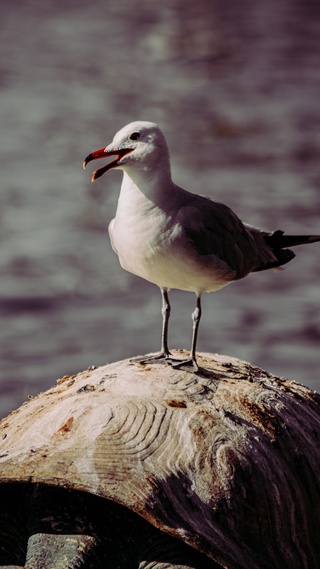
[189,295,201,367]
[159,287,171,358]
[130,288,172,365]
[171,295,201,372]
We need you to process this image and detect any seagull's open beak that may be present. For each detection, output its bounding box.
[83,147,133,182]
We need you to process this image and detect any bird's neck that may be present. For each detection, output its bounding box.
[119,162,174,209]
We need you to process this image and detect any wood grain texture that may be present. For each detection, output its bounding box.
[0,351,319,569]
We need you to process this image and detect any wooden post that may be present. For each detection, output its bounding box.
[0,351,319,568]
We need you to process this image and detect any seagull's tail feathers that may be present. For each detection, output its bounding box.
[265,230,320,249]
[254,230,320,272]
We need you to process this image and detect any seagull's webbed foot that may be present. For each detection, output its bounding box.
[130,353,202,374]
[170,357,200,373]
[130,351,173,366]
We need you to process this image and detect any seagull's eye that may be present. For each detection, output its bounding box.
[130,131,140,141]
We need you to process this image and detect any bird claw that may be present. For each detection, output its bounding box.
[130,352,173,366]
[130,353,200,373]
[169,358,200,373]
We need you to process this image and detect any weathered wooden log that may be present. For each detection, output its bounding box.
[0,351,319,569]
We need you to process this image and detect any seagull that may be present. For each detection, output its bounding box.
[84,121,320,372]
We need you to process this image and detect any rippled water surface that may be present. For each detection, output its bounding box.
[1,0,320,418]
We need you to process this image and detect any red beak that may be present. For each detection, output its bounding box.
[83,148,133,181]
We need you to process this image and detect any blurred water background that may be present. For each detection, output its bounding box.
[1,0,320,418]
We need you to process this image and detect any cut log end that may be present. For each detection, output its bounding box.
[0,351,319,569]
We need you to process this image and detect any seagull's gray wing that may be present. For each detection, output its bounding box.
[176,194,278,279]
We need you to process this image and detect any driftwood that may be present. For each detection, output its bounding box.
[0,351,319,569]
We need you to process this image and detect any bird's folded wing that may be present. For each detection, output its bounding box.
[176,196,277,279]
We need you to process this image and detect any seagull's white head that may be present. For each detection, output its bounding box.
[83,121,171,182]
